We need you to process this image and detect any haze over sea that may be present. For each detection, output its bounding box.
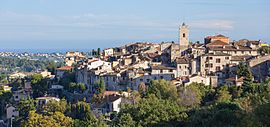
[0,0,269,51]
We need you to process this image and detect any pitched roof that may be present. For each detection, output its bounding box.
[175,57,189,64]
[206,34,228,39]
[56,66,73,71]
[249,41,260,45]
[231,56,253,61]
[216,34,227,37]
[151,65,176,70]
[92,95,121,108]
[102,91,120,97]
[208,45,256,51]
[235,40,260,46]
[206,40,229,47]
[192,43,204,48]
[203,52,231,56]
[226,76,244,82]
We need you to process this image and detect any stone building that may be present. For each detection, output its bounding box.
[179,23,189,54]
[248,54,270,82]
[204,34,230,44]
[174,57,190,77]
[65,51,85,66]
[199,52,231,81]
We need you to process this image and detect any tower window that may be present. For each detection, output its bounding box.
[183,33,186,38]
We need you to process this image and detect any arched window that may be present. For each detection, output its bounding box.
[183,33,186,38]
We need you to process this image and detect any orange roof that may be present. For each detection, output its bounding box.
[206,34,228,39]
[206,40,229,47]
[56,66,73,71]
[88,59,99,63]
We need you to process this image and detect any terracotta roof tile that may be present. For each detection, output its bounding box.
[206,40,229,47]
[175,57,189,64]
[208,45,256,51]
[56,66,73,71]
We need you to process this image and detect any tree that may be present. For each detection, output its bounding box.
[73,119,107,127]
[97,48,101,57]
[51,112,74,127]
[138,82,146,97]
[178,86,201,108]
[94,78,105,94]
[0,91,12,115]
[0,74,8,84]
[67,82,86,93]
[237,62,253,83]
[186,102,244,127]
[66,101,106,127]
[11,78,23,91]
[178,83,209,108]
[67,101,94,120]
[147,79,178,100]
[43,99,68,114]
[253,102,270,126]
[118,95,187,126]
[30,74,43,84]
[46,61,57,75]
[60,72,75,88]
[30,74,49,98]
[17,99,36,119]
[228,86,242,99]
[22,111,73,127]
[258,46,270,54]
[78,83,86,93]
[215,86,232,103]
[115,113,136,127]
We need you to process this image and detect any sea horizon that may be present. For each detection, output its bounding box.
[0,48,94,54]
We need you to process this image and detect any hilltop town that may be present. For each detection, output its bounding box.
[1,23,270,126]
[68,23,270,91]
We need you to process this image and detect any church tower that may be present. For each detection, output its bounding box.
[179,22,189,54]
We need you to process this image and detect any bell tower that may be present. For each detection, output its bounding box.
[179,22,189,53]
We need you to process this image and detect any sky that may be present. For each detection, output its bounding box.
[0,0,269,52]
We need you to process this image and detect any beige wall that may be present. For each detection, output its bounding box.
[200,55,231,76]
[212,50,259,56]
[185,76,210,86]
[176,63,190,77]
[104,48,114,57]
[179,25,189,52]
[211,37,229,43]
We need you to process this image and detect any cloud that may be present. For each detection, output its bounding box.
[189,20,234,30]
[0,11,177,31]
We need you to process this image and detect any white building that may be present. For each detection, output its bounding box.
[175,58,190,77]
[92,95,122,117]
[103,48,114,57]
[184,75,211,86]
[40,70,54,78]
[36,97,60,107]
[87,59,111,70]
[9,72,27,79]
[129,65,176,90]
